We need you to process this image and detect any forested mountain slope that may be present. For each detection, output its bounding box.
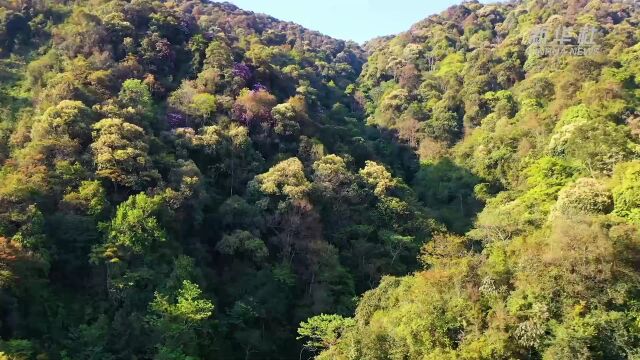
[309,0,640,359]
[0,0,433,359]
[1,0,640,359]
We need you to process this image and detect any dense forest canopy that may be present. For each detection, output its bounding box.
[0,0,639,359]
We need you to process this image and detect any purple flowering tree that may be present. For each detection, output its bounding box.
[251,82,268,92]
[167,112,187,128]
[232,63,252,81]
[232,103,250,125]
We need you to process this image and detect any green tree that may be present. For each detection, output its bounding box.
[358,160,399,197]
[148,280,214,357]
[31,100,93,144]
[249,157,311,206]
[204,40,233,70]
[62,180,109,217]
[91,118,158,190]
[216,230,268,263]
[611,161,640,225]
[118,79,154,126]
[297,314,355,353]
[100,192,166,258]
[189,93,217,123]
[548,116,636,174]
[271,102,301,137]
[552,178,613,217]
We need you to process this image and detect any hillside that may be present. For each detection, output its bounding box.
[0,0,431,359]
[311,0,640,359]
[0,0,640,359]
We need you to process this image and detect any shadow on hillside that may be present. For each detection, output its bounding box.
[0,61,30,117]
[351,122,484,234]
[350,122,486,234]
[368,126,420,182]
[414,158,485,234]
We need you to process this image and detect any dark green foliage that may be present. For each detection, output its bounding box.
[315,0,640,359]
[414,159,482,233]
[0,1,426,359]
[1,0,640,359]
